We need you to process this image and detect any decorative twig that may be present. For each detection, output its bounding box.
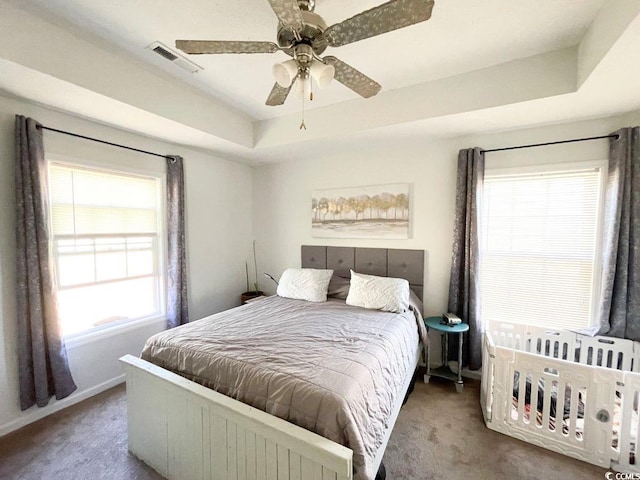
[252,240,259,292]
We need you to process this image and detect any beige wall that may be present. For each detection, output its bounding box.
[1,88,638,433]
[252,110,640,362]
[0,94,254,434]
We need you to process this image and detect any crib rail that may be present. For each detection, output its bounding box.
[488,322,578,361]
[482,323,640,473]
[488,321,639,372]
[578,335,635,370]
[493,347,613,468]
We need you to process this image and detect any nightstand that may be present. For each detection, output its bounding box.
[423,316,469,393]
[240,291,265,304]
[244,295,268,304]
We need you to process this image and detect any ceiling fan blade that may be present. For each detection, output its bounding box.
[266,83,293,106]
[176,40,279,54]
[323,56,381,98]
[266,0,304,32]
[325,0,435,48]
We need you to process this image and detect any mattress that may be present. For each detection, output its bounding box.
[141,295,426,480]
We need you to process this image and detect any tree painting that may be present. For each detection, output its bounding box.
[311,184,410,239]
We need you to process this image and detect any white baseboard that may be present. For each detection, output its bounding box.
[0,374,125,438]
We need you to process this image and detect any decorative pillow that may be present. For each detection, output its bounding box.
[327,275,351,299]
[277,268,334,302]
[346,270,410,313]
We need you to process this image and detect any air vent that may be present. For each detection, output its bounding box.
[153,45,178,61]
[146,41,203,74]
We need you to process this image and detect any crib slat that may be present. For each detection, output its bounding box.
[528,374,542,430]
[541,377,554,433]
[567,384,580,443]
[517,372,527,424]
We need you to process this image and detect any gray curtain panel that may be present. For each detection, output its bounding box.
[597,127,639,340]
[166,155,189,328]
[15,115,77,410]
[447,147,484,370]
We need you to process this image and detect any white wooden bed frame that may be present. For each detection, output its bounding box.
[120,246,425,480]
[120,345,420,480]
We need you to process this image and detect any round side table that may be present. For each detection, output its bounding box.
[424,316,469,393]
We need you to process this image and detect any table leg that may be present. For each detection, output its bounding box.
[457,331,464,392]
[443,330,448,367]
[424,327,431,383]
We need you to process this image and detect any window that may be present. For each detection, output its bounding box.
[49,162,164,336]
[480,162,605,331]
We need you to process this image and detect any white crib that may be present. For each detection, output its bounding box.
[481,321,640,473]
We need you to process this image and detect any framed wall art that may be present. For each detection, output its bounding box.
[311,183,410,239]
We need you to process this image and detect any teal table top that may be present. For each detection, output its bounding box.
[425,316,469,333]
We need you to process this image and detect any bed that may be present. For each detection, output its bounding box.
[482,321,640,474]
[120,246,425,480]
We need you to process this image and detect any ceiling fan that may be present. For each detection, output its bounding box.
[175,0,435,107]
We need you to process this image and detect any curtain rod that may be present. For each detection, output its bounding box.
[36,125,173,161]
[482,133,620,154]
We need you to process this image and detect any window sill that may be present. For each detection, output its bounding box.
[64,314,167,350]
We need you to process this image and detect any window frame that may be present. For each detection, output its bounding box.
[47,154,167,344]
[481,159,608,330]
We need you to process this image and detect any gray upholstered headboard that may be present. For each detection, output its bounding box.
[301,245,425,301]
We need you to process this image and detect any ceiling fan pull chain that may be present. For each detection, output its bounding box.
[300,86,307,130]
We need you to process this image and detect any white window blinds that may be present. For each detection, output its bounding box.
[50,164,158,236]
[480,167,603,331]
[49,163,163,336]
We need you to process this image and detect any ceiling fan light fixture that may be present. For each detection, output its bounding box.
[273,59,299,88]
[309,61,335,89]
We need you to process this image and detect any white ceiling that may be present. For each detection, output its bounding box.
[1,0,639,163]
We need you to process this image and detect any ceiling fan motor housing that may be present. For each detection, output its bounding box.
[277,11,328,56]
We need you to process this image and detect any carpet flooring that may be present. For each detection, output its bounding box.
[0,376,608,480]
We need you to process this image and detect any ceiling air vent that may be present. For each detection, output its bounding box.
[146,41,203,74]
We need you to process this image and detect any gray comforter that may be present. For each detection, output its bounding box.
[141,296,426,480]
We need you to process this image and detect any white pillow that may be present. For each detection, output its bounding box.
[346,270,410,313]
[277,268,334,302]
